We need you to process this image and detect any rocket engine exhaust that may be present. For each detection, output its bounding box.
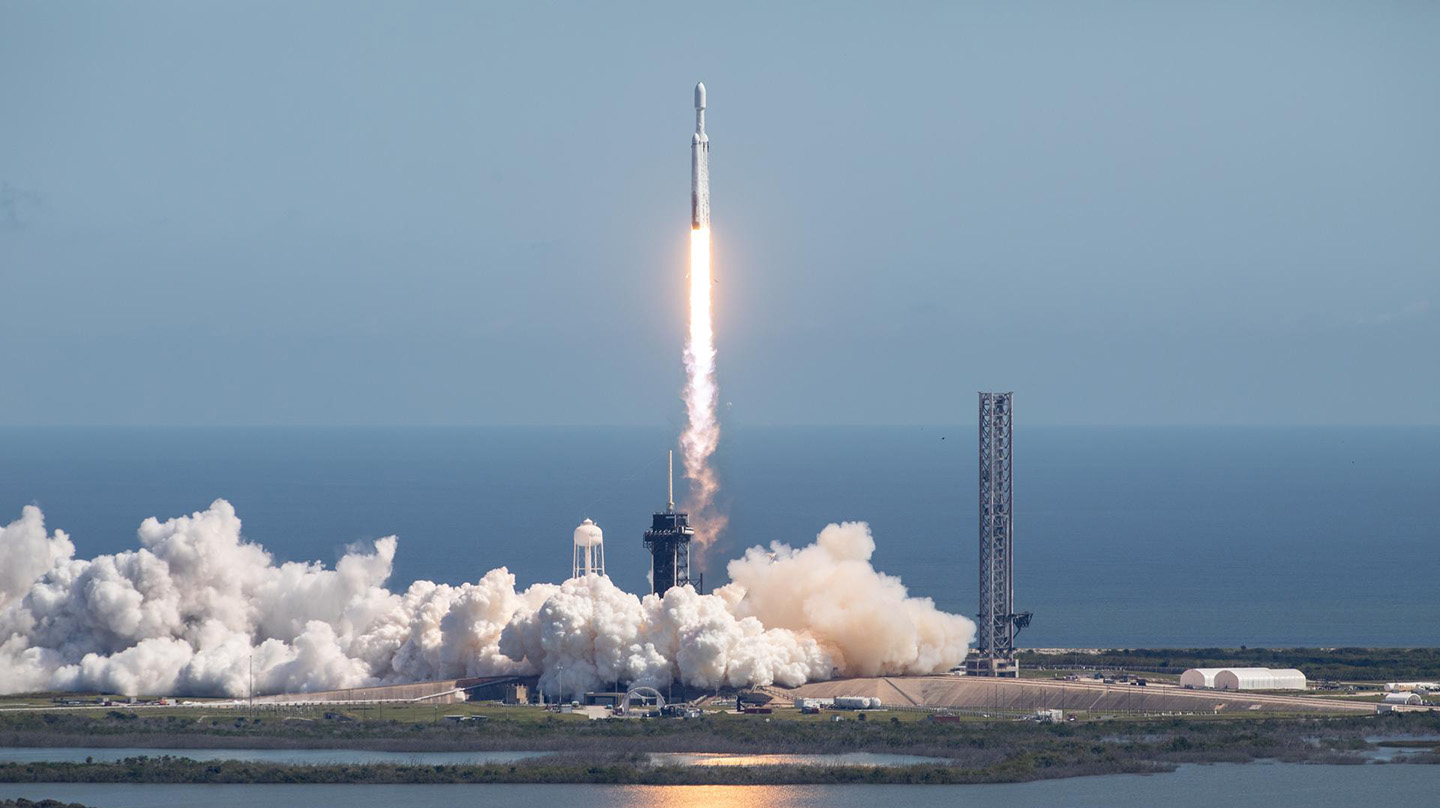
[681,82,725,554]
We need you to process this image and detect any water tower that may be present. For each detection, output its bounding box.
[573,518,606,579]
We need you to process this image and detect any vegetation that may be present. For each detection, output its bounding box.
[0,753,1171,786]
[1,801,94,808]
[1018,647,1440,682]
[0,709,1438,784]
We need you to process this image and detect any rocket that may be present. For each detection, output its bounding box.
[691,82,709,230]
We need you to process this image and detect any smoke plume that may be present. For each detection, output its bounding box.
[681,227,726,553]
[0,501,973,697]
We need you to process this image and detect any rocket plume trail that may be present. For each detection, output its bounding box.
[682,225,725,550]
[682,81,725,553]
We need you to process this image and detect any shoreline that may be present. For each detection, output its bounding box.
[0,757,1179,786]
[1,725,1436,786]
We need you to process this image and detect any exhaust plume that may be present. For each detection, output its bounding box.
[0,501,973,697]
[681,226,726,553]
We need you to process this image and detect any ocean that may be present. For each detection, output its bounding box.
[1,425,1436,648]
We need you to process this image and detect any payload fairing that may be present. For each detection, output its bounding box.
[691,82,709,230]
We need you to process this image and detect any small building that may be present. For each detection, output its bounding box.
[1382,692,1424,705]
[583,692,625,708]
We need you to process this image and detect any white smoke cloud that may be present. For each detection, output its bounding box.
[0,501,973,697]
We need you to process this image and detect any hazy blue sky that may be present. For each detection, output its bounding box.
[1,1,1435,426]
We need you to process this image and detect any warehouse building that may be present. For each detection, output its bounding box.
[1180,667,1306,691]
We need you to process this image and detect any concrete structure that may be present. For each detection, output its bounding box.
[572,518,605,579]
[1213,668,1307,691]
[583,692,625,708]
[785,675,1367,715]
[966,392,1030,677]
[250,676,528,705]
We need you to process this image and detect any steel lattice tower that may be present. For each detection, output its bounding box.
[644,452,704,595]
[967,392,1028,677]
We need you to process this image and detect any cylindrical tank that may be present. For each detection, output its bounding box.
[574,518,603,547]
[834,696,870,710]
[572,518,606,578]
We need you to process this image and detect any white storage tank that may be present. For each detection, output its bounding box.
[833,696,870,710]
[572,518,605,578]
[1213,668,1307,691]
[1385,682,1440,692]
[1382,692,1424,705]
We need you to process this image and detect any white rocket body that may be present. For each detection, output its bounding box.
[691,82,709,230]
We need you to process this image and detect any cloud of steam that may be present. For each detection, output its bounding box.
[0,501,973,697]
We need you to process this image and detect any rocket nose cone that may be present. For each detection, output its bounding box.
[694,82,706,110]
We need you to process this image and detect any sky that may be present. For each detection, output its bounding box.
[1,1,1436,427]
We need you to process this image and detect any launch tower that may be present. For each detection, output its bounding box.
[965,392,1031,677]
[644,452,703,595]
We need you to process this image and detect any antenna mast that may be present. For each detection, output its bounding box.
[667,450,675,512]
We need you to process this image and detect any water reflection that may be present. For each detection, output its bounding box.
[616,785,821,808]
[648,752,949,767]
[3,765,1439,808]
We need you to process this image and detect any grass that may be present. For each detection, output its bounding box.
[0,754,1174,786]
[2,699,1438,755]
[3,713,1439,785]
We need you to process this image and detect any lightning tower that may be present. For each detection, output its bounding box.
[644,451,703,595]
[966,392,1031,676]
